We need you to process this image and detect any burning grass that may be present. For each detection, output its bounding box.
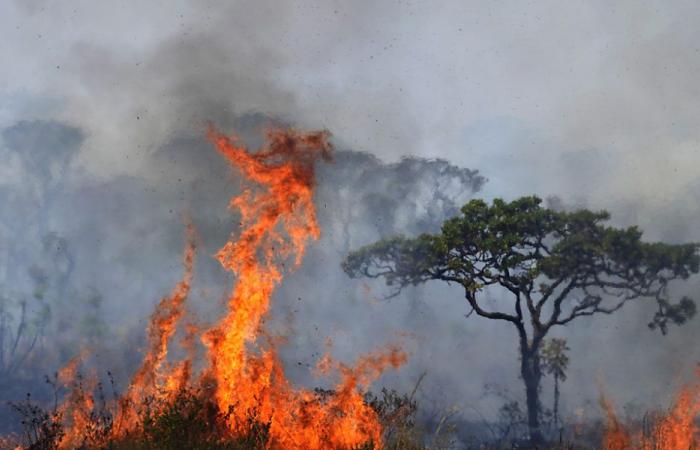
[601,372,700,450]
[3,124,700,449]
[2,126,406,450]
[3,375,441,449]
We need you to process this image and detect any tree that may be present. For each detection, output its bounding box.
[0,294,47,379]
[540,338,569,432]
[342,196,699,445]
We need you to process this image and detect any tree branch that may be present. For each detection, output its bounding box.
[463,288,520,324]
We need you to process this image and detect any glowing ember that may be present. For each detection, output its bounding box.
[52,126,405,449]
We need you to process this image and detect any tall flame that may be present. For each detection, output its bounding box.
[51,126,405,450]
[202,126,405,449]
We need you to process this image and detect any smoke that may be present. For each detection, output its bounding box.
[0,114,488,431]
[3,0,700,437]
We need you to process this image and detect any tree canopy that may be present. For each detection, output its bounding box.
[343,196,698,336]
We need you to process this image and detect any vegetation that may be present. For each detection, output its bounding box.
[0,293,48,379]
[343,196,700,446]
[540,338,569,433]
[2,367,695,449]
[5,382,270,450]
[3,375,453,450]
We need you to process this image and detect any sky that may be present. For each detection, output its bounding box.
[2,0,700,429]
[2,0,699,216]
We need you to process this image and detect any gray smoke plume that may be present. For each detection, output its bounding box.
[3,0,700,441]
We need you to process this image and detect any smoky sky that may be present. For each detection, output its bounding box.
[2,0,700,431]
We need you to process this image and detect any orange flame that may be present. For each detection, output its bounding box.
[111,223,196,437]
[201,126,404,449]
[56,356,96,448]
[52,126,405,450]
[602,370,700,450]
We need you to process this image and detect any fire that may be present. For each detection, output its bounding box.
[602,370,700,450]
[111,223,197,437]
[200,126,406,449]
[56,356,96,448]
[50,125,405,449]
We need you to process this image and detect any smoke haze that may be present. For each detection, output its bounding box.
[2,0,700,437]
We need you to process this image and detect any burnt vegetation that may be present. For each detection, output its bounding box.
[2,378,451,450]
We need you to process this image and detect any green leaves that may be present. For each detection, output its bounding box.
[540,338,570,381]
[648,296,697,335]
[341,235,436,289]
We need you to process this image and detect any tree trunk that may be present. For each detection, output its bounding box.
[553,374,560,430]
[521,344,544,447]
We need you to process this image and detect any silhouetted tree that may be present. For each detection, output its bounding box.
[0,295,47,379]
[342,196,699,445]
[540,338,569,432]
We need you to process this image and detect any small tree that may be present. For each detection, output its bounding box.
[0,293,48,379]
[540,337,569,432]
[342,196,699,445]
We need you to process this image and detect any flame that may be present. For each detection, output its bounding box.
[600,394,632,450]
[111,223,196,437]
[56,356,96,449]
[51,126,405,450]
[201,126,404,449]
[602,370,700,449]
